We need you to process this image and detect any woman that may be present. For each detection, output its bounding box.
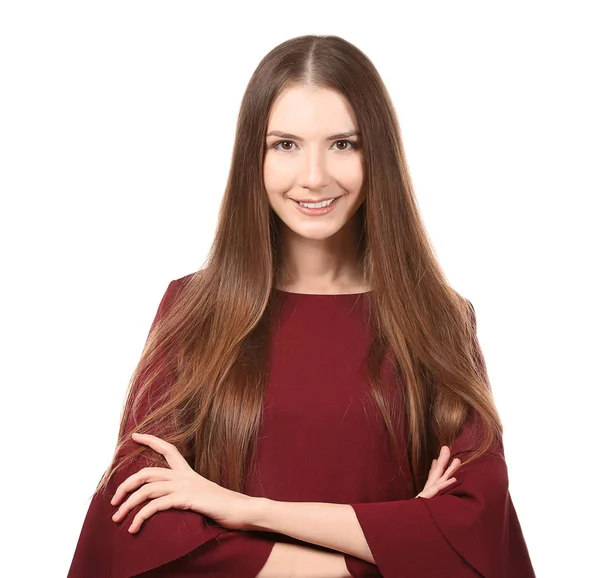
[67,35,536,577]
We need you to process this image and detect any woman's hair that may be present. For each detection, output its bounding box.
[96,34,502,497]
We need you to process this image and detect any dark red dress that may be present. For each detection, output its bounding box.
[67,274,536,577]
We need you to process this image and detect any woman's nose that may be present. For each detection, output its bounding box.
[298,149,330,189]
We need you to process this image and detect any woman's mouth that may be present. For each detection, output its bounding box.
[291,196,340,216]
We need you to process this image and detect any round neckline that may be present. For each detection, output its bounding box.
[274,288,372,296]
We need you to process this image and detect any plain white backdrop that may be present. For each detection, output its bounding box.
[2,1,598,576]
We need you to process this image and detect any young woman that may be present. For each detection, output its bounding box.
[67,35,536,577]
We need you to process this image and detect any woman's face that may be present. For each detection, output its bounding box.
[263,85,365,241]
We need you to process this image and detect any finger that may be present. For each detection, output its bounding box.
[441,477,457,488]
[434,476,458,490]
[424,448,458,491]
[131,433,190,471]
[440,457,462,481]
[111,467,175,506]
[112,481,171,522]
[416,486,437,499]
[418,476,459,499]
[423,459,437,488]
[431,446,450,478]
[423,455,444,491]
[425,450,448,487]
[128,495,175,534]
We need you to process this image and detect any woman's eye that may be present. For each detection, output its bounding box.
[271,140,358,152]
[332,140,358,152]
[273,140,296,152]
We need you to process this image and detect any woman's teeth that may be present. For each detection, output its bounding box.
[297,198,335,208]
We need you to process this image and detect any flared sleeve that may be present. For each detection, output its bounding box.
[67,277,276,577]
[344,555,384,577]
[345,410,535,577]
[344,301,536,578]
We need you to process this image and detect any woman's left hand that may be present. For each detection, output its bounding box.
[415,445,462,499]
[110,432,258,534]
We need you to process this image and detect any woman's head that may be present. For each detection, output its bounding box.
[264,84,365,247]
[97,35,502,498]
[211,34,415,290]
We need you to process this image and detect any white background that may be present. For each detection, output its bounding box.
[2,1,598,576]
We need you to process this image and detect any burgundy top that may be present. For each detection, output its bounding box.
[67,274,536,577]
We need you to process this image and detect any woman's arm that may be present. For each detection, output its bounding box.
[256,541,351,578]
[251,500,374,563]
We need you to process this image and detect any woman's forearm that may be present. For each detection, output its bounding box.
[256,541,351,578]
[249,498,374,564]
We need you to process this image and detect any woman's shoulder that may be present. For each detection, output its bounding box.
[173,270,201,288]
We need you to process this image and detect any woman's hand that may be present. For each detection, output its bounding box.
[110,432,258,534]
[416,445,462,498]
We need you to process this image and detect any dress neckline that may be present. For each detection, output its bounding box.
[274,288,372,297]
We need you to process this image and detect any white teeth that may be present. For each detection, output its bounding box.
[298,198,335,209]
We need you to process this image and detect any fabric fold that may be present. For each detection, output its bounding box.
[344,553,384,577]
[347,409,535,578]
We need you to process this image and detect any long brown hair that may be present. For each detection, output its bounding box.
[95,34,502,498]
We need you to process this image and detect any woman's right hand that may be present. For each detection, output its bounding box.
[416,445,462,499]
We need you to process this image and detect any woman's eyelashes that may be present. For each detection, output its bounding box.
[270,139,360,153]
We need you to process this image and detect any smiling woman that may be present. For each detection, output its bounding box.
[67,33,536,578]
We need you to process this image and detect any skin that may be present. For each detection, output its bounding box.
[263,84,368,294]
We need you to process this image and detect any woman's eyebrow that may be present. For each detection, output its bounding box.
[265,130,361,141]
